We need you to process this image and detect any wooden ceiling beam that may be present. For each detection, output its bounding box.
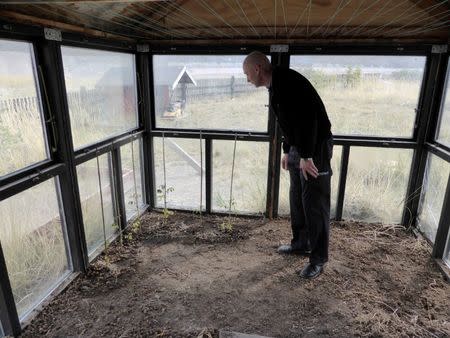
[148,37,447,46]
[0,0,170,4]
[156,25,449,39]
[0,9,135,41]
[135,0,189,24]
[409,0,450,19]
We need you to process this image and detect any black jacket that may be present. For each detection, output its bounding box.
[269,66,332,158]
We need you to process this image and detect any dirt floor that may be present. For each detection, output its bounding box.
[22,211,450,338]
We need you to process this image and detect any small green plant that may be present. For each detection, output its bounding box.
[218,135,238,233]
[162,208,174,219]
[131,219,141,232]
[123,219,141,242]
[103,252,111,266]
[111,222,123,245]
[157,184,174,220]
[219,219,234,232]
[219,204,236,233]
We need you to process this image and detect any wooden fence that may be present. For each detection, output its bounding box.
[0,73,386,117]
[172,77,254,102]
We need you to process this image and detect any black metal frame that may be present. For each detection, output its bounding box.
[432,172,450,258]
[0,19,450,336]
[145,45,450,270]
[335,146,350,221]
[0,23,151,336]
[266,51,288,218]
[0,246,20,337]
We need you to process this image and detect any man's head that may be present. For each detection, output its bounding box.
[243,51,272,88]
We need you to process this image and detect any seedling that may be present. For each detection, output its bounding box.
[219,135,238,232]
[157,184,174,220]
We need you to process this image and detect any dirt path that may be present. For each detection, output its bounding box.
[22,212,450,337]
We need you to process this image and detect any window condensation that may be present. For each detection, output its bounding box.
[290,55,425,138]
[0,39,49,177]
[153,137,206,211]
[121,139,145,220]
[417,154,450,243]
[343,147,413,224]
[436,60,450,147]
[61,46,138,149]
[153,55,269,132]
[444,231,450,268]
[0,178,70,319]
[212,140,268,214]
[77,154,117,258]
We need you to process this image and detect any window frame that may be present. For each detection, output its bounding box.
[0,37,55,183]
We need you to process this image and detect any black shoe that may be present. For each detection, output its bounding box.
[299,263,324,279]
[277,244,311,256]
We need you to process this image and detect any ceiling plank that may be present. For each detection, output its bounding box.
[409,0,450,19]
[0,9,135,41]
[0,0,169,4]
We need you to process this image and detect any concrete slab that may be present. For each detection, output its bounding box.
[219,330,273,338]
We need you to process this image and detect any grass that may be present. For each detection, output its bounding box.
[152,76,427,223]
[76,155,118,257]
[417,154,450,242]
[0,179,70,319]
[1,70,450,322]
[343,147,413,224]
[0,104,47,177]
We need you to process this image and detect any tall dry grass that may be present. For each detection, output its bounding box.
[417,154,450,242]
[1,71,450,320]
[0,179,70,319]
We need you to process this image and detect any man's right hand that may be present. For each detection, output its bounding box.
[281,153,289,170]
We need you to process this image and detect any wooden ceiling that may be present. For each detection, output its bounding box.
[0,0,448,44]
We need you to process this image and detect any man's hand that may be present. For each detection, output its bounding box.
[281,154,289,170]
[300,158,318,180]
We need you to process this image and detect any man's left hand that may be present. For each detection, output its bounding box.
[300,158,318,180]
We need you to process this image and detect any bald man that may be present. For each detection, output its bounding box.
[243,51,333,279]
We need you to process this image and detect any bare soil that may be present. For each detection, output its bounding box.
[22,211,450,337]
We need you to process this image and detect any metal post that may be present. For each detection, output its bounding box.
[0,245,21,337]
[402,51,449,227]
[432,173,450,258]
[111,147,127,230]
[266,48,289,218]
[335,146,350,221]
[136,52,155,208]
[205,138,212,213]
[36,40,88,271]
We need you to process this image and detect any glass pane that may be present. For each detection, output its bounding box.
[417,154,450,243]
[343,147,413,224]
[121,139,145,220]
[290,55,425,137]
[213,140,268,214]
[153,137,205,210]
[0,39,48,177]
[77,154,117,257]
[0,178,70,319]
[436,60,450,147]
[444,231,450,268]
[278,146,341,219]
[153,55,268,132]
[61,47,138,149]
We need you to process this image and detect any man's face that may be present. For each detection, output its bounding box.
[243,62,262,87]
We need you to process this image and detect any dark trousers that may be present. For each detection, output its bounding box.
[288,138,333,265]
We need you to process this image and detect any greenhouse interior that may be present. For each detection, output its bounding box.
[0,0,449,337]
